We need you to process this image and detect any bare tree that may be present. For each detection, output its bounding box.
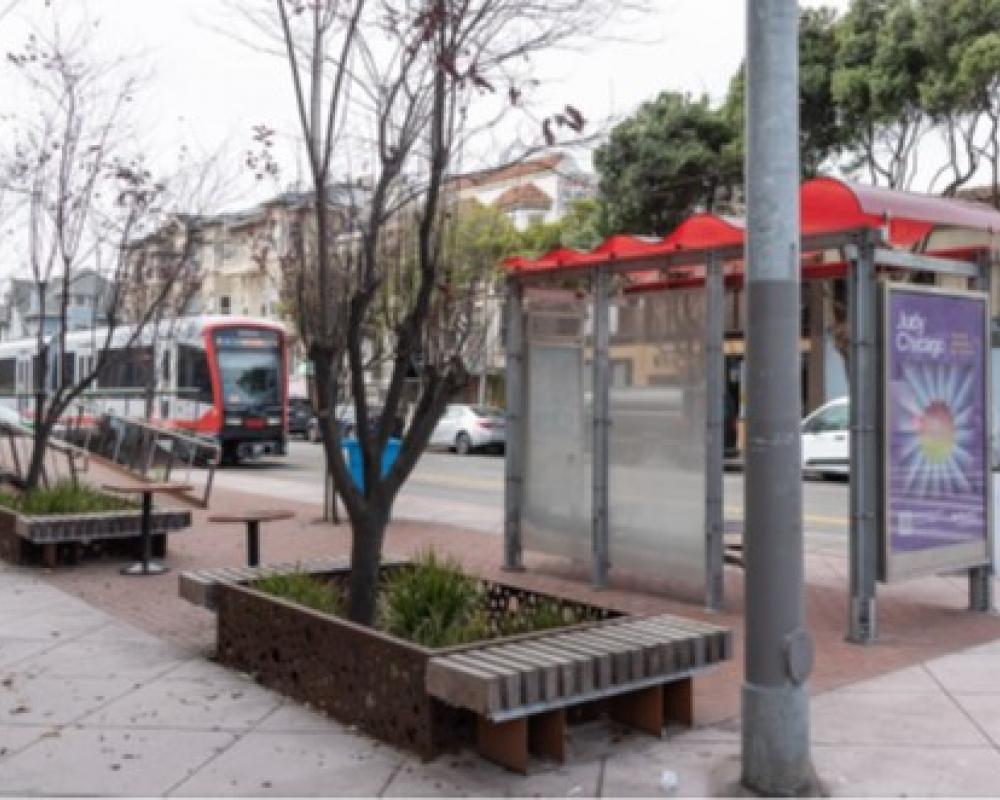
[235,0,642,625]
[1,20,211,489]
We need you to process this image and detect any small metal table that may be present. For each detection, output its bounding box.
[208,509,295,567]
[103,482,192,577]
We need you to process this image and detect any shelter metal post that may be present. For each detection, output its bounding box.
[705,252,725,610]
[591,267,611,588]
[503,277,525,571]
[847,235,879,643]
[970,252,994,612]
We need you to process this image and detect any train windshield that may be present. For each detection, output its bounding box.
[214,329,282,409]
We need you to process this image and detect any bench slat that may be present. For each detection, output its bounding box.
[467,650,544,705]
[425,657,504,713]
[541,632,620,688]
[491,642,575,698]
[443,653,522,711]
[518,640,596,695]
[624,619,703,670]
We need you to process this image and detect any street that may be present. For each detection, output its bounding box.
[209,440,851,549]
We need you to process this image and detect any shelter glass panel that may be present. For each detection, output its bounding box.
[608,287,707,600]
[522,287,593,563]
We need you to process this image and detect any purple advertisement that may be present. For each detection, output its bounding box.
[884,286,989,578]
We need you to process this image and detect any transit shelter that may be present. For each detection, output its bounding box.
[502,177,1000,642]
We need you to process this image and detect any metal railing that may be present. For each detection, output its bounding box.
[71,412,220,507]
[0,418,91,490]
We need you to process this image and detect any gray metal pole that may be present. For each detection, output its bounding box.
[971,251,994,612]
[705,252,725,611]
[591,267,610,588]
[847,236,879,643]
[503,278,525,571]
[742,1,814,794]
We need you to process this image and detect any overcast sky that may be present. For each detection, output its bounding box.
[0,0,854,214]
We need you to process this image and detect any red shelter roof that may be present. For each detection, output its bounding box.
[503,177,1000,275]
[801,177,1000,246]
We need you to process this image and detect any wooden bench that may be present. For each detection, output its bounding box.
[425,613,733,773]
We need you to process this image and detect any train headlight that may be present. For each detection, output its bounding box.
[225,416,242,426]
[267,416,281,426]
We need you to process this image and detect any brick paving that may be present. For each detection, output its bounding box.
[36,474,1000,728]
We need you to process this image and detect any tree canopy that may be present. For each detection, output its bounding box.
[594,92,741,235]
[594,0,1000,237]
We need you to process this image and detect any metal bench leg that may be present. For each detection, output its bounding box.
[609,685,664,737]
[528,709,565,763]
[246,521,260,568]
[477,717,528,774]
[663,677,694,727]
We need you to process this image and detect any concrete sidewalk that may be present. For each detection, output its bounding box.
[3,562,1000,796]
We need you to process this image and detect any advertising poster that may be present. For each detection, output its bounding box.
[881,285,991,582]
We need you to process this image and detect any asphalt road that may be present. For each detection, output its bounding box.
[210,439,850,549]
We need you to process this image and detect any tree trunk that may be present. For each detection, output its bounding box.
[347,508,387,625]
[24,421,50,491]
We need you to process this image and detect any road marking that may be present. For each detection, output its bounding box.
[409,472,502,491]
[724,506,847,527]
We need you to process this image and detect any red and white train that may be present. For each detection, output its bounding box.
[0,315,290,464]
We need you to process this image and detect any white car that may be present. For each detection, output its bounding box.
[430,404,506,455]
[801,397,850,477]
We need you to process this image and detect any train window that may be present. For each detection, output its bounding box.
[0,359,14,394]
[177,344,212,403]
[99,346,153,389]
[61,353,75,385]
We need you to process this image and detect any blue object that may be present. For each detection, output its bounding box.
[342,438,401,490]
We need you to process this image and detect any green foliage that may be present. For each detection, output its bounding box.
[0,482,138,515]
[557,198,610,251]
[447,197,607,263]
[448,199,523,273]
[379,551,490,648]
[724,7,845,177]
[500,598,597,637]
[379,551,599,647]
[594,92,741,235]
[597,0,1000,216]
[255,571,344,616]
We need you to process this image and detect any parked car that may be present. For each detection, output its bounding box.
[430,404,505,455]
[801,397,849,478]
[288,398,313,439]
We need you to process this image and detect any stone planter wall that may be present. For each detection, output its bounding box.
[215,566,618,759]
[0,504,191,566]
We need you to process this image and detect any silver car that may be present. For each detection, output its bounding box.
[430,404,506,455]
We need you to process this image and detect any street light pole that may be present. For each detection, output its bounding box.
[742,1,814,795]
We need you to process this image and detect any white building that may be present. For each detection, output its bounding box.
[450,152,595,231]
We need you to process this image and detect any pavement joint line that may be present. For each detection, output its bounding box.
[8,642,210,769]
[724,506,847,527]
[163,693,293,797]
[921,659,1000,753]
[596,753,607,798]
[161,730,243,797]
[0,608,126,675]
[375,756,407,798]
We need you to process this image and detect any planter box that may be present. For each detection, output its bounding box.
[215,565,619,759]
[0,504,191,566]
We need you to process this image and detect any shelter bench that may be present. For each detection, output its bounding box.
[425,613,733,773]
